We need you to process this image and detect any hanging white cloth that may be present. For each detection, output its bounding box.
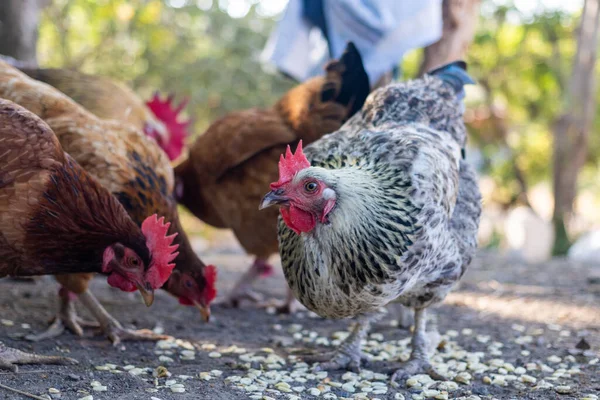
[262,0,443,85]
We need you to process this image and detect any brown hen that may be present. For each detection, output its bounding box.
[0,61,216,343]
[0,98,177,369]
[17,66,190,162]
[175,42,369,311]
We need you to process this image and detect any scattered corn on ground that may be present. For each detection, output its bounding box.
[0,249,597,399]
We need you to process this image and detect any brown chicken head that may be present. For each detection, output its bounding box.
[165,265,217,322]
[102,214,179,307]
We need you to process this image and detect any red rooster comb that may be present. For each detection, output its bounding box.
[141,214,179,289]
[270,140,310,189]
[202,265,218,304]
[146,92,191,161]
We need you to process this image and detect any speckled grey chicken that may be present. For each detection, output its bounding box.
[260,61,481,381]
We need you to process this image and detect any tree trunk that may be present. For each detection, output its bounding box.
[419,0,481,75]
[0,0,48,64]
[552,0,600,255]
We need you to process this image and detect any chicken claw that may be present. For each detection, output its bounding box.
[25,289,98,342]
[273,297,304,314]
[259,288,305,314]
[216,257,272,308]
[302,347,368,373]
[78,290,169,345]
[0,342,77,372]
[301,313,381,372]
[389,308,445,386]
[216,289,264,308]
[390,358,446,385]
[104,326,170,346]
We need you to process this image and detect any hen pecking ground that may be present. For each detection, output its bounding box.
[0,231,598,400]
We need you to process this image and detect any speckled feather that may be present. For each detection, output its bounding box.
[278,73,482,319]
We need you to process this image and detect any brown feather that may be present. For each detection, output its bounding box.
[18,67,160,133]
[176,45,370,260]
[0,98,147,278]
[0,61,207,298]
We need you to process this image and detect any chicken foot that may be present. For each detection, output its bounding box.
[216,257,273,308]
[27,289,168,344]
[389,308,445,385]
[25,287,98,342]
[301,313,382,372]
[259,287,305,314]
[77,290,169,345]
[0,342,77,372]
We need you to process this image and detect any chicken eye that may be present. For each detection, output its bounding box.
[185,280,193,288]
[304,181,318,192]
[129,257,139,266]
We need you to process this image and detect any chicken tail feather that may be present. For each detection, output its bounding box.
[321,41,370,117]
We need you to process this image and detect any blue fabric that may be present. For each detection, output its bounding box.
[428,61,476,101]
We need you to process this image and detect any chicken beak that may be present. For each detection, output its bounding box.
[136,282,155,307]
[193,301,211,322]
[259,191,289,210]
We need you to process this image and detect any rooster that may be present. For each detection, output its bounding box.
[0,61,216,343]
[13,65,190,162]
[260,61,481,381]
[0,99,177,368]
[175,42,369,312]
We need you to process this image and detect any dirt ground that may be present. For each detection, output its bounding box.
[0,232,598,400]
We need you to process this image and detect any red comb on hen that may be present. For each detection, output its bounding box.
[141,214,179,289]
[202,265,218,304]
[270,140,310,189]
[146,92,191,161]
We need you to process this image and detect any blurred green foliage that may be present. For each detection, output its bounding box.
[37,0,600,207]
[466,4,577,205]
[39,0,294,133]
[404,2,600,208]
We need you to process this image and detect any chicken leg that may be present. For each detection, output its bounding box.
[302,313,382,372]
[0,342,77,372]
[395,304,415,329]
[77,290,169,345]
[273,288,304,314]
[27,288,168,345]
[217,257,274,308]
[371,303,414,332]
[25,287,98,342]
[259,287,305,314]
[390,308,445,385]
